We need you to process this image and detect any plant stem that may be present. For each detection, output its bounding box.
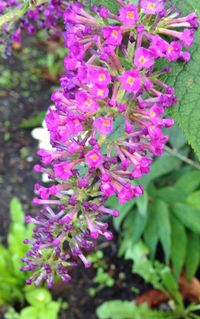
[164,145,200,170]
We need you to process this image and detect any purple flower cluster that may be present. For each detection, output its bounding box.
[21,0,198,287]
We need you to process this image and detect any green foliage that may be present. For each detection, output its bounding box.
[0,198,61,318]
[20,112,46,129]
[165,0,200,159]
[0,197,33,305]
[88,250,115,296]
[19,289,60,319]
[5,289,61,319]
[110,154,200,280]
[96,300,162,319]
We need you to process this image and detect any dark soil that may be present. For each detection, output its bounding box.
[0,50,51,244]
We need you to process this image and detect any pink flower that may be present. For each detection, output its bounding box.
[166,41,182,62]
[102,26,122,46]
[134,47,155,69]
[181,29,195,47]
[89,67,111,87]
[119,4,139,27]
[119,69,141,93]
[140,0,164,14]
[91,85,109,99]
[150,35,168,57]
[75,91,99,113]
[85,150,104,168]
[94,117,114,135]
[54,162,73,180]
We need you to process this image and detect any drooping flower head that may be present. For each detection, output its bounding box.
[16,0,199,287]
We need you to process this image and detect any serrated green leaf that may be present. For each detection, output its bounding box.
[166,0,200,159]
[154,200,171,263]
[170,215,187,279]
[173,203,200,234]
[185,231,200,281]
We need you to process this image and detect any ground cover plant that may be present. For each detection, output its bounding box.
[1,0,200,318]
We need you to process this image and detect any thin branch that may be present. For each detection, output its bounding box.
[164,145,200,170]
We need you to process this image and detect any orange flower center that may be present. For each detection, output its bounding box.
[99,73,106,81]
[91,154,99,161]
[74,119,80,126]
[97,89,104,96]
[167,45,173,53]
[127,76,135,85]
[86,98,92,106]
[112,30,119,38]
[147,2,156,10]
[103,119,110,127]
[127,11,134,19]
[150,111,155,117]
[139,56,147,64]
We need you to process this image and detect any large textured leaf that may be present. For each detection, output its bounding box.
[167,0,200,159]
[170,215,187,279]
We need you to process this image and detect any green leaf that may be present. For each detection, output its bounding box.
[175,170,200,196]
[107,115,125,141]
[143,206,159,259]
[38,302,60,319]
[167,124,187,150]
[140,154,181,188]
[185,231,200,281]
[107,195,135,231]
[157,186,185,204]
[10,197,24,224]
[154,200,171,263]
[20,111,46,129]
[173,203,200,234]
[92,0,120,14]
[166,0,200,159]
[187,190,200,209]
[96,300,161,319]
[25,289,52,307]
[20,306,38,319]
[170,215,187,279]
[136,192,148,216]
